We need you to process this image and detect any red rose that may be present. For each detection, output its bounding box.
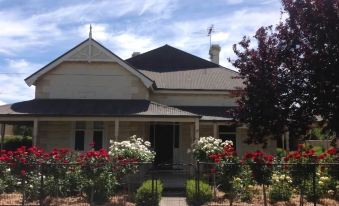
[244,152,253,159]
[326,147,336,155]
[318,153,326,160]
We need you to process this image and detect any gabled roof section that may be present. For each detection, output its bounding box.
[126,44,220,72]
[25,38,154,88]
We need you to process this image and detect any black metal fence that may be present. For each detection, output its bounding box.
[1,162,338,206]
[0,162,153,206]
[197,162,339,206]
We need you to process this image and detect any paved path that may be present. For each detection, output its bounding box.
[160,197,188,206]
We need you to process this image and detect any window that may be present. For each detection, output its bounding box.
[74,122,86,151]
[219,125,236,148]
[93,122,103,150]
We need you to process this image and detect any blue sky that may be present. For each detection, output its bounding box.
[0,0,282,105]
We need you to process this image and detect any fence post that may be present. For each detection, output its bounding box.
[300,178,304,206]
[155,178,158,206]
[151,174,155,206]
[312,164,317,206]
[213,171,216,200]
[197,161,200,199]
[39,164,44,206]
[90,185,94,206]
[21,176,25,206]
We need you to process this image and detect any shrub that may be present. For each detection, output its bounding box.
[186,179,212,206]
[284,144,318,187]
[233,166,255,202]
[209,142,240,202]
[135,180,163,206]
[304,179,322,202]
[243,150,273,206]
[269,172,292,202]
[3,136,32,151]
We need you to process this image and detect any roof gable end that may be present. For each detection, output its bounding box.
[25,38,154,87]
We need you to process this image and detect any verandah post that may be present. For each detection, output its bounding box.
[0,123,5,150]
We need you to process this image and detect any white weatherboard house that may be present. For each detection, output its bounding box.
[0,35,277,164]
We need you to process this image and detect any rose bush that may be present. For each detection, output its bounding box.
[243,150,273,206]
[284,144,318,188]
[109,135,155,162]
[269,172,293,202]
[0,136,156,204]
[192,136,233,162]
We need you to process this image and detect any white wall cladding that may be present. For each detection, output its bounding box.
[37,121,72,150]
[35,62,149,99]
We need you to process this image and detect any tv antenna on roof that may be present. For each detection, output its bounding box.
[207,24,215,47]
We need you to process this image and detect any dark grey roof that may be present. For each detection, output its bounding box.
[140,68,243,90]
[126,44,243,90]
[175,106,235,121]
[126,45,219,72]
[0,99,198,117]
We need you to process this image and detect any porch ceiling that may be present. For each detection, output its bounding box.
[0,99,199,118]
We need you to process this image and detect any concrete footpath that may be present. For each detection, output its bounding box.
[160,197,188,206]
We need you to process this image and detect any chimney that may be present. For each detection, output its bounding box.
[132,52,140,57]
[209,44,221,64]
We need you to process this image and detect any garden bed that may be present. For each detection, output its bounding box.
[0,192,135,206]
[206,190,338,206]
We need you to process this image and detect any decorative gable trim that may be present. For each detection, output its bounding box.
[25,38,154,88]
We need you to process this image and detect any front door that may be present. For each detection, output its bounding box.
[151,124,174,166]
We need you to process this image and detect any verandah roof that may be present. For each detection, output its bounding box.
[0,99,198,117]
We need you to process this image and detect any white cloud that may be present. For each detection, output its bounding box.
[0,0,177,55]
[78,23,111,41]
[0,59,40,104]
[110,33,158,58]
[77,23,159,58]
[0,100,6,106]
[164,7,281,69]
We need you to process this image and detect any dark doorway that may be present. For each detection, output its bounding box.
[150,124,174,166]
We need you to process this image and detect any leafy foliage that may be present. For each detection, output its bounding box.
[135,180,163,206]
[269,172,293,202]
[186,179,212,206]
[231,0,339,145]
